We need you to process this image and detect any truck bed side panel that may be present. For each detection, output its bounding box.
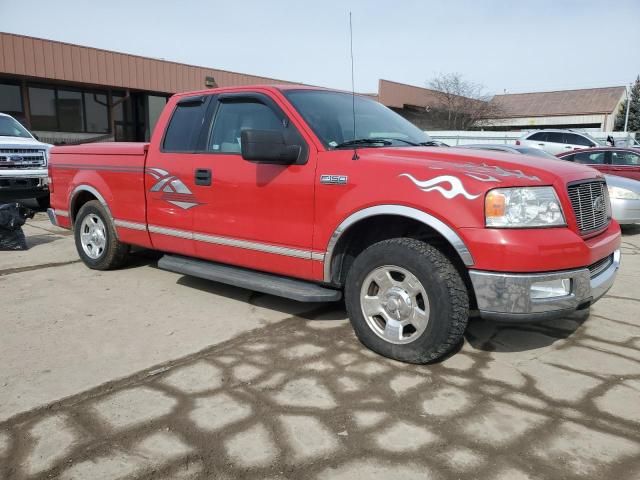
[49,149,152,248]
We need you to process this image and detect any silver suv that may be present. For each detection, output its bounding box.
[517,129,602,156]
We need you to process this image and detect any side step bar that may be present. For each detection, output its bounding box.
[158,254,342,303]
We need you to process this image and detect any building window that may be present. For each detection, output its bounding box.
[58,89,84,132]
[0,82,24,121]
[84,92,109,133]
[28,86,58,130]
[27,84,110,133]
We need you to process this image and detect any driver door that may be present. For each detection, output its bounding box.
[192,92,318,280]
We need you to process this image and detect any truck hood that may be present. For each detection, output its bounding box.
[361,146,602,187]
[0,136,51,151]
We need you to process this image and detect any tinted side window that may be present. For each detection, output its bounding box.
[528,132,547,141]
[546,132,564,143]
[163,99,207,152]
[565,133,593,147]
[574,151,605,164]
[562,154,576,162]
[208,101,286,154]
[611,151,640,166]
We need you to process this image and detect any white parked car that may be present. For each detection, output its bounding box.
[0,113,52,208]
[516,129,602,155]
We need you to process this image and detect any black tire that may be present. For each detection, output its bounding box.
[74,200,129,270]
[344,238,468,364]
[36,195,50,210]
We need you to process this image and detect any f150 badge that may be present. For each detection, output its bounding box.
[147,167,201,210]
[320,174,348,185]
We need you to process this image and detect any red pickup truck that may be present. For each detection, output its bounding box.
[47,85,621,363]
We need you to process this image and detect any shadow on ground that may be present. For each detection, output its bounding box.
[1,302,638,480]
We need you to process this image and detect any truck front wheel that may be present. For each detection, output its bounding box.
[344,238,469,364]
[74,200,129,270]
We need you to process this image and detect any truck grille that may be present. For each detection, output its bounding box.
[567,180,609,235]
[0,148,47,169]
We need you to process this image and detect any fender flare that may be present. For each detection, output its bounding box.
[323,205,474,283]
[68,184,117,237]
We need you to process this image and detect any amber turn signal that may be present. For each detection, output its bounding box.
[485,191,506,218]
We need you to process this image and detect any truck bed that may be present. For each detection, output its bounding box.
[48,142,152,248]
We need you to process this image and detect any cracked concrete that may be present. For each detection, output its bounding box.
[0,215,639,479]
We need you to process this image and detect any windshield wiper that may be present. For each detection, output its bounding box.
[333,138,393,148]
[384,138,421,146]
[419,141,441,146]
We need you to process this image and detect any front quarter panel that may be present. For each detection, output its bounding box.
[313,149,494,280]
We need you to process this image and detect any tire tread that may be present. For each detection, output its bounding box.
[345,237,469,364]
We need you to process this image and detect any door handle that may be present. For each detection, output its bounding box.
[195,168,212,186]
[538,143,545,146]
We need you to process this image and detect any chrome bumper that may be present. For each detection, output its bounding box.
[469,250,620,322]
[47,208,58,226]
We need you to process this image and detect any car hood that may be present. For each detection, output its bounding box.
[361,146,603,187]
[605,174,640,192]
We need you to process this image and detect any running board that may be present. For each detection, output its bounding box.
[158,254,342,303]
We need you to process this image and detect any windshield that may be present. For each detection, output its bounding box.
[0,116,33,139]
[284,90,433,148]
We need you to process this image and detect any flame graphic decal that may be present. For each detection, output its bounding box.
[400,173,481,200]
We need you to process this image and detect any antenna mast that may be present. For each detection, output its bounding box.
[349,12,359,160]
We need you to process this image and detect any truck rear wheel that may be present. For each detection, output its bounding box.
[74,200,129,270]
[344,238,469,364]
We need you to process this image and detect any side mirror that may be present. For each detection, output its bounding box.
[240,129,300,164]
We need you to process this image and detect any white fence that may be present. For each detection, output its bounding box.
[426,130,638,147]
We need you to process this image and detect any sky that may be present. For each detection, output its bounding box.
[1,0,639,96]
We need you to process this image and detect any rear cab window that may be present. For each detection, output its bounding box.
[162,96,209,152]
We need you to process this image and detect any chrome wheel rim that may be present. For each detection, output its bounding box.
[80,213,107,259]
[360,265,430,344]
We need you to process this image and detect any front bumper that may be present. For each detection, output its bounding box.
[0,168,49,199]
[469,249,620,322]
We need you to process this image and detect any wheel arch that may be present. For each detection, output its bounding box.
[69,185,116,237]
[324,205,474,285]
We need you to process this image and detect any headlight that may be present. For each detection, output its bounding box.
[485,187,566,228]
[609,186,640,200]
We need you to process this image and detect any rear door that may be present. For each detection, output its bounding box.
[610,149,640,180]
[526,132,549,151]
[191,91,318,280]
[145,95,210,256]
[563,133,595,154]
[542,132,568,155]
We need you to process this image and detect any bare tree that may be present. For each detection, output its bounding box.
[427,73,502,129]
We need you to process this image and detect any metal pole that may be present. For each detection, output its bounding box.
[624,83,631,133]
